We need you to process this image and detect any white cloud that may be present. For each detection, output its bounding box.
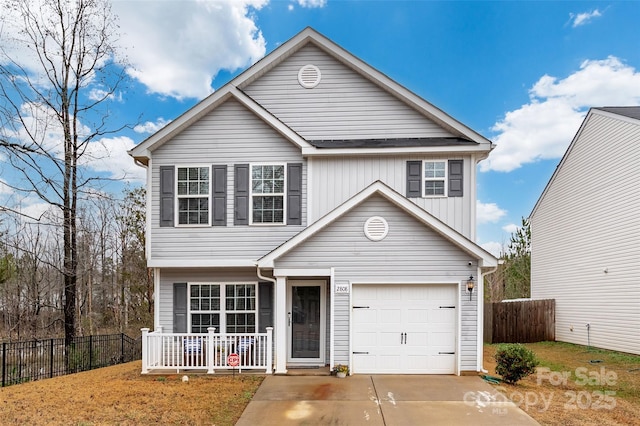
[0,179,12,195]
[483,57,640,172]
[477,201,507,224]
[481,241,504,258]
[294,0,327,7]
[88,88,123,102]
[113,0,268,99]
[570,10,602,28]
[502,223,519,234]
[82,136,145,182]
[134,118,171,134]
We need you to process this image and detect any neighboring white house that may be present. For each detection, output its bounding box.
[530,107,640,355]
[129,27,497,375]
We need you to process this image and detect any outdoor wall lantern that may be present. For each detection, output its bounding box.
[466,276,475,301]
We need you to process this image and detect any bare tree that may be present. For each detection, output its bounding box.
[0,0,128,350]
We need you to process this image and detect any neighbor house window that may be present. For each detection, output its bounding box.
[251,164,285,224]
[177,166,210,225]
[189,283,256,333]
[423,161,446,196]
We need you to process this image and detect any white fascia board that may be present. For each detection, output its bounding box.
[128,88,236,159]
[380,186,498,267]
[147,258,257,268]
[258,181,497,268]
[232,27,318,89]
[530,109,594,220]
[231,88,311,150]
[273,268,332,277]
[301,144,492,157]
[301,31,492,145]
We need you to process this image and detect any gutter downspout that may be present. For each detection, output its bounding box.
[256,265,277,373]
[479,261,501,374]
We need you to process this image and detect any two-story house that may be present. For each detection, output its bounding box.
[130,28,497,376]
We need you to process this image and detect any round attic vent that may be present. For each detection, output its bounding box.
[364,216,389,241]
[298,64,321,88]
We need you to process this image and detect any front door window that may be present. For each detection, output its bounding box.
[291,286,321,358]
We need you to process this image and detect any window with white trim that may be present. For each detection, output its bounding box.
[251,164,285,224]
[423,160,447,197]
[177,166,210,225]
[189,283,256,333]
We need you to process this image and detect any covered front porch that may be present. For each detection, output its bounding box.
[140,327,273,374]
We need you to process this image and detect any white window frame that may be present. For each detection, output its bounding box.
[249,162,287,226]
[187,282,259,334]
[175,165,211,227]
[422,160,447,198]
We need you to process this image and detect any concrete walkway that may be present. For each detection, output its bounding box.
[237,375,540,425]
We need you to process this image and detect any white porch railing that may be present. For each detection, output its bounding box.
[140,326,273,374]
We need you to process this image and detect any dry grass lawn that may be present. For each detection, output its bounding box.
[0,361,263,425]
[484,342,640,425]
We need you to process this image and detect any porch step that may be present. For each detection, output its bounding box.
[285,366,331,376]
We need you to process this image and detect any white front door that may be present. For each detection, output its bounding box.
[352,284,457,374]
[287,280,326,365]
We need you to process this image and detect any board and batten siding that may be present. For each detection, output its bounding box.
[149,99,306,262]
[309,156,474,238]
[243,44,455,141]
[531,112,640,355]
[274,194,479,370]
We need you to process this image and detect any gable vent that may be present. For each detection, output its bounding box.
[298,64,321,88]
[364,216,389,241]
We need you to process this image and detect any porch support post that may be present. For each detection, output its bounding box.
[207,327,216,374]
[141,328,149,374]
[275,275,287,374]
[265,327,273,374]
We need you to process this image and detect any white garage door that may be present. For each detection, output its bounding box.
[352,284,457,374]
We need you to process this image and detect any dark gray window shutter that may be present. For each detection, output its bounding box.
[173,282,187,333]
[160,166,175,227]
[234,164,249,225]
[212,165,227,226]
[258,282,273,333]
[448,160,463,197]
[406,161,422,197]
[287,163,302,225]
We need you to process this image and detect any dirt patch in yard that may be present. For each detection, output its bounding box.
[0,361,263,425]
[484,342,640,425]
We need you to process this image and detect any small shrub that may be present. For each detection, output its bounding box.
[494,343,538,384]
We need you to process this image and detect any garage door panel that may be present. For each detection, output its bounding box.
[407,308,428,324]
[353,331,377,347]
[380,308,402,324]
[352,284,457,374]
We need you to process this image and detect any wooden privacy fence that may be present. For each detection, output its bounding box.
[484,299,555,344]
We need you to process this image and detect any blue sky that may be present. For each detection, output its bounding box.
[2,1,640,255]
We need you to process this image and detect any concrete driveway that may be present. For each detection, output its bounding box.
[236,375,539,425]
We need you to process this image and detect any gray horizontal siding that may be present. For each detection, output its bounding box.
[244,44,454,141]
[309,156,473,238]
[531,112,640,355]
[157,268,259,332]
[333,281,350,367]
[150,99,306,262]
[275,194,478,369]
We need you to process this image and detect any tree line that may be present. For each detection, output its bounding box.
[0,186,151,341]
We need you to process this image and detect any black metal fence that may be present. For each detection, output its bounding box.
[1,334,141,387]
